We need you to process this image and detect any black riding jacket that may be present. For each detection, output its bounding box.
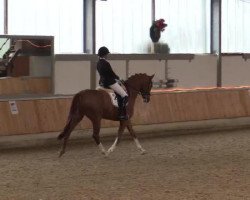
[97,58,120,87]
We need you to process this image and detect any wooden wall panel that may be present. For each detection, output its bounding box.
[1,88,250,136]
[0,78,23,94]
[132,89,250,125]
[25,78,51,94]
[0,77,51,95]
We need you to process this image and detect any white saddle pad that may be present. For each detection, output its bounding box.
[96,86,118,107]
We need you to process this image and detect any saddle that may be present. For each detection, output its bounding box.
[96,83,129,120]
[96,85,128,108]
[96,86,119,107]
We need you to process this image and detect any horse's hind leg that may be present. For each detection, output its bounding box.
[126,120,146,154]
[58,115,83,157]
[107,120,127,154]
[91,118,107,155]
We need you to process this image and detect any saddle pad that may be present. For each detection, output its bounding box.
[97,86,118,107]
[96,86,113,93]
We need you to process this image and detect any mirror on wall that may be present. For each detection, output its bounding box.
[0,35,54,96]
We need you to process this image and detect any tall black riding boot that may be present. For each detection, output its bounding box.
[117,96,128,120]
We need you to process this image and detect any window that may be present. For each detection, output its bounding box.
[8,0,83,53]
[96,0,152,53]
[0,0,4,34]
[155,0,211,53]
[222,0,250,53]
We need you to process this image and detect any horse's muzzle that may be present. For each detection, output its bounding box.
[142,95,150,103]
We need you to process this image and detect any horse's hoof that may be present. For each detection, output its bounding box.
[140,149,146,155]
[101,151,108,157]
[58,151,65,157]
[104,152,109,157]
[107,148,114,154]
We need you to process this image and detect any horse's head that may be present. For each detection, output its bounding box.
[126,73,154,103]
[139,74,154,103]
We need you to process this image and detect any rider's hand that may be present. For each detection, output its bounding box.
[119,79,125,84]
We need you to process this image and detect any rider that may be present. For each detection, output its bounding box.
[96,46,128,120]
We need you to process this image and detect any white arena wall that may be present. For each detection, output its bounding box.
[54,54,250,95]
[222,55,250,87]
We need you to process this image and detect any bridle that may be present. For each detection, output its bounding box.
[123,82,151,98]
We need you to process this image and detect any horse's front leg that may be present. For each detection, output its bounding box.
[127,121,146,154]
[91,118,107,156]
[107,120,127,154]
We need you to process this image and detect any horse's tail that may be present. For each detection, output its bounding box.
[67,92,81,120]
[57,93,82,140]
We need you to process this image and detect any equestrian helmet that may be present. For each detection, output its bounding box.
[98,46,110,57]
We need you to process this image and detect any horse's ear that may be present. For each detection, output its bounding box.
[150,74,155,79]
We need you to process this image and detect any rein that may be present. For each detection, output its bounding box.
[124,81,150,97]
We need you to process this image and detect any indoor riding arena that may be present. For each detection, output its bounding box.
[1,1,250,200]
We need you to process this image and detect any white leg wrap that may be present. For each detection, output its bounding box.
[134,138,146,154]
[108,137,118,153]
[134,138,142,149]
[98,143,107,155]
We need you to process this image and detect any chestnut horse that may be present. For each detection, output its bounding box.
[57,73,154,157]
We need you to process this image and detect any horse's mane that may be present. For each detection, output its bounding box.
[126,73,148,82]
[124,74,149,94]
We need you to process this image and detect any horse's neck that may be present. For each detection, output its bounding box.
[126,81,140,114]
[126,92,136,117]
[128,90,137,105]
[126,79,138,96]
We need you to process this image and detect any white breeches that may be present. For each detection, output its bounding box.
[109,82,128,97]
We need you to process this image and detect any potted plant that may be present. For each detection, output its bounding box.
[149,19,167,43]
